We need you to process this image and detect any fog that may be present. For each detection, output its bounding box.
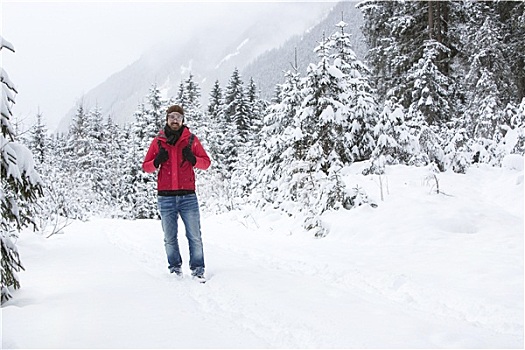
[2,1,337,131]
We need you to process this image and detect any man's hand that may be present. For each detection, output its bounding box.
[182,146,197,166]
[154,146,169,168]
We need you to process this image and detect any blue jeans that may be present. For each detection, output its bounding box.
[158,194,205,276]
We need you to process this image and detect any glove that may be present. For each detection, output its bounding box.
[182,146,196,166]
[154,146,169,168]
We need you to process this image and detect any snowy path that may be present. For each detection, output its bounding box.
[4,216,521,348]
[3,165,523,348]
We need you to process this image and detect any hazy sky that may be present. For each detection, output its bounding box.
[2,0,336,131]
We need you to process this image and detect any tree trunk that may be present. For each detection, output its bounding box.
[428,1,434,39]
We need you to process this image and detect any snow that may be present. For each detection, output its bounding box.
[327,64,345,79]
[215,38,250,69]
[320,104,335,123]
[2,164,523,348]
[503,154,524,172]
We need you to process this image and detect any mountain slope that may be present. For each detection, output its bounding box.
[57,2,338,131]
[242,1,365,100]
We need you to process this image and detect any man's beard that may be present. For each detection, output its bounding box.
[169,121,182,130]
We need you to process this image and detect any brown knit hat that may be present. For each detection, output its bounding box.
[166,105,184,116]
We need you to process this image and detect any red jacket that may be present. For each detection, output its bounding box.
[142,127,211,192]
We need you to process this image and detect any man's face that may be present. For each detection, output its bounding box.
[167,112,183,131]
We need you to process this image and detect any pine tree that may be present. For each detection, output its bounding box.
[356,0,398,101]
[358,1,455,115]
[443,127,472,174]
[464,11,514,141]
[145,83,167,136]
[103,115,125,217]
[130,90,165,219]
[199,80,231,212]
[370,98,417,169]
[181,73,205,130]
[330,18,378,162]
[223,68,249,175]
[65,104,95,217]
[1,36,43,304]
[499,1,525,101]
[252,66,304,208]
[358,1,429,106]
[85,106,110,214]
[118,123,142,219]
[296,34,345,172]
[230,77,265,202]
[246,77,265,142]
[406,39,452,127]
[206,80,226,172]
[26,113,62,232]
[225,68,251,146]
[29,113,49,166]
[175,81,185,107]
[277,31,361,235]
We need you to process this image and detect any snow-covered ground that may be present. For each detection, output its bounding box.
[3,163,524,348]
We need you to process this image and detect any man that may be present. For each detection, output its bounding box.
[142,105,211,282]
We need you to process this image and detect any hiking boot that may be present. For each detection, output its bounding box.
[192,274,206,283]
[170,267,183,278]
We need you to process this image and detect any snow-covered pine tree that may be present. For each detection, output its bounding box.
[224,68,251,149]
[356,0,398,102]
[205,80,226,172]
[330,18,378,162]
[508,99,525,155]
[1,36,43,304]
[175,81,185,107]
[500,1,524,102]
[117,123,142,219]
[442,127,472,174]
[358,1,430,107]
[371,104,398,171]
[369,98,418,170]
[181,74,205,130]
[62,104,93,219]
[404,39,452,170]
[222,68,255,206]
[25,113,68,234]
[145,83,167,136]
[458,4,518,165]
[251,65,304,209]
[296,33,347,172]
[85,106,110,214]
[280,31,359,236]
[131,98,159,219]
[271,83,283,105]
[178,73,220,212]
[406,39,452,128]
[487,98,525,165]
[465,18,509,139]
[183,73,200,109]
[101,115,123,217]
[232,77,267,203]
[246,77,266,144]
[39,132,81,233]
[319,149,353,214]
[199,80,232,212]
[29,113,49,166]
[131,84,172,218]
[359,1,456,114]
